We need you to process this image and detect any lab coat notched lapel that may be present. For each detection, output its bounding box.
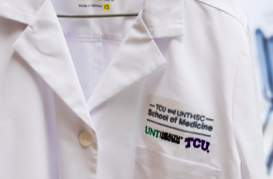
[8,0,169,128]
[11,0,96,132]
[87,10,167,111]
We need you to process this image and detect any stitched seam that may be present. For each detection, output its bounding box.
[64,34,123,43]
[230,34,247,169]
[0,4,35,22]
[195,0,246,30]
[148,26,183,32]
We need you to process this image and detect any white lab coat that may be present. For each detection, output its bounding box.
[0,0,266,178]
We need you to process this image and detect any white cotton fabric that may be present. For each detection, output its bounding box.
[0,0,266,178]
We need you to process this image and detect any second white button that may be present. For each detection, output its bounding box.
[78,131,93,147]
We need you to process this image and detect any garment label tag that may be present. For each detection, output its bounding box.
[141,95,220,155]
[78,0,114,11]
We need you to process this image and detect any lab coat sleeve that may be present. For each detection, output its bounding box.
[232,27,266,179]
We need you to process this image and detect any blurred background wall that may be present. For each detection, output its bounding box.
[237,0,273,178]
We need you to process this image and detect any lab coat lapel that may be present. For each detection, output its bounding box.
[11,0,95,130]
[7,0,171,121]
[87,11,166,111]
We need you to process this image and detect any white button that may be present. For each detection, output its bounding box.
[78,131,93,147]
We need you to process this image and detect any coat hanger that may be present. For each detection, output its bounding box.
[57,13,138,18]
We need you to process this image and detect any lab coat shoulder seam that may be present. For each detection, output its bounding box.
[0,0,47,25]
[195,0,247,31]
[0,4,34,24]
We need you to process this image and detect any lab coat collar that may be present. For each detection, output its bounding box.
[2,0,184,127]
[11,0,97,132]
[87,10,167,111]
[87,0,184,110]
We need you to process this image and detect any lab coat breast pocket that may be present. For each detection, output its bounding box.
[134,145,220,179]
